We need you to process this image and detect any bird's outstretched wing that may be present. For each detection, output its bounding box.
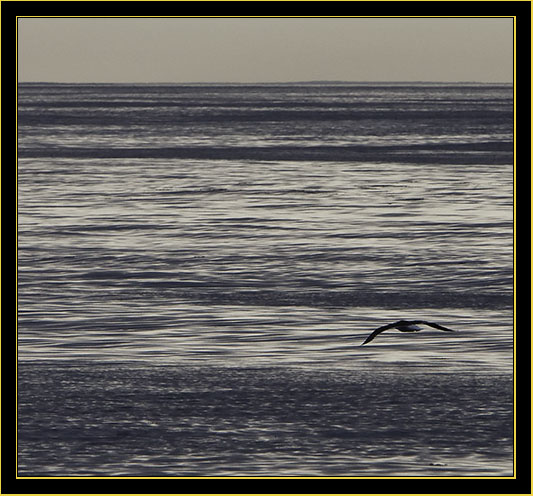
[414,321,456,332]
[361,321,400,345]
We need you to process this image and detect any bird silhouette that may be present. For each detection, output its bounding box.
[361,320,456,345]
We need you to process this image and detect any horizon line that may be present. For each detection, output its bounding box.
[18,80,513,85]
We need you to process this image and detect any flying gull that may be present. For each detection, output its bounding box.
[361,320,456,345]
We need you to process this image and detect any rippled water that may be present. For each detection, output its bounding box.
[17,83,514,476]
[18,362,513,477]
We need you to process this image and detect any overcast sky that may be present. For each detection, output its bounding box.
[18,17,513,83]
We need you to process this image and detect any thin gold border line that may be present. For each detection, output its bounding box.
[512,14,517,481]
[15,15,517,482]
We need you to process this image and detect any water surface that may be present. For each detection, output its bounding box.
[17,83,514,477]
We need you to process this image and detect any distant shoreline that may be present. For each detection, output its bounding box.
[18,80,513,86]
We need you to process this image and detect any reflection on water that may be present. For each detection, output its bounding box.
[19,304,512,374]
[17,362,513,477]
[18,156,513,373]
[17,84,514,477]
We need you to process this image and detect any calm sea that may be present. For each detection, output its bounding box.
[17,83,514,477]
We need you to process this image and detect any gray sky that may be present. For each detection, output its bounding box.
[18,17,514,83]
